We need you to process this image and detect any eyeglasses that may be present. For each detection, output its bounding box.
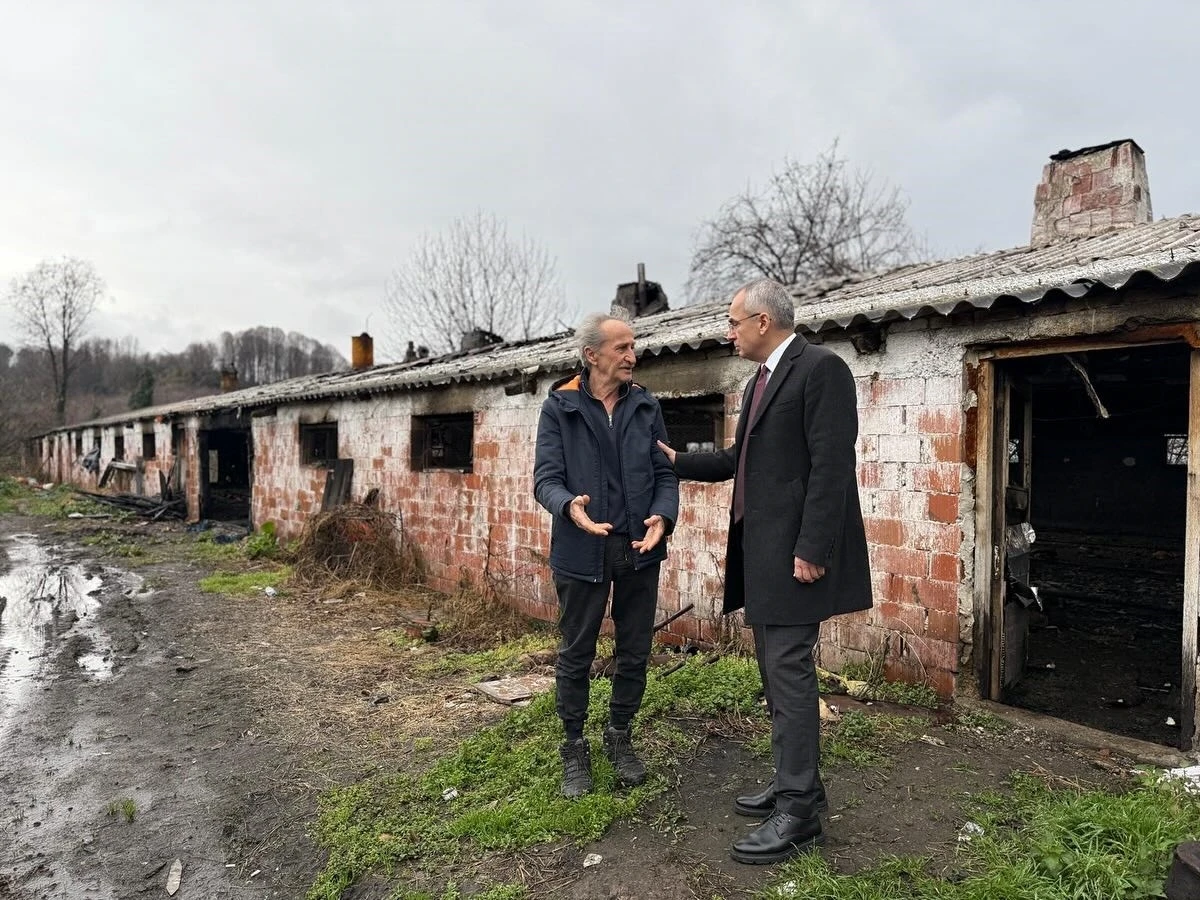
[726,312,762,332]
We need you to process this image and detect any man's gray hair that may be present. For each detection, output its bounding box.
[576,310,631,366]
[736,278,795,330]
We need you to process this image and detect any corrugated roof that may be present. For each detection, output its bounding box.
[45,214,1200,434]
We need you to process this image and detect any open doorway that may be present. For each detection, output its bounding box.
[199,425,252,523]
[980,342,1194,748]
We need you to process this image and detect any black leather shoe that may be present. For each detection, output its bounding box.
[731,811,824,865]
[734,781,828,818]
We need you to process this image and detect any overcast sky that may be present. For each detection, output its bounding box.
[2,1,1197,362]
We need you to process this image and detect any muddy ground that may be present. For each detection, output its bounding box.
[0,514,1182,900]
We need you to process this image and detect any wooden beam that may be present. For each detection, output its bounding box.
[972,360,998,698]
[1182,349,1200,750]
[978,324,1200,360]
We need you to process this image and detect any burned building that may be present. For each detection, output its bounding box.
[32,140,1200,752]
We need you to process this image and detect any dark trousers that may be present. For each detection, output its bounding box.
[753,621,826,819]
[554,534,660,738]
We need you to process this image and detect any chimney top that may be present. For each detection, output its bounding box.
[351,332,374,370]
[219,365,239,393]
[611,263,669,318]
[1031,139,1152,246]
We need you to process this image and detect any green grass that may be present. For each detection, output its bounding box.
[106,797,137,823]
[415,631,559,677]
[80,531,146,558]
[951,708,1013,734]
[821,710,927,769]
[198,567,289,595]
[0,477,110,518]
[759,771,1200,900]
[840,661,940,709]
[308,653,766,899]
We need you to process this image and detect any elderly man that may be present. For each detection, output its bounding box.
[534,312,679,798]
[658,279,872,864]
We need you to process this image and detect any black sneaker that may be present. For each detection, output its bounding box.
[603,725,646,787]
[560,738,592,798]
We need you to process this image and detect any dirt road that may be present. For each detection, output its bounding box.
[0,514,1168,900]
[0,518,316,899]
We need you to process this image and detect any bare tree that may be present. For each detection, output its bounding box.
[686,141,926,303]
[7,257,105,425]
[383,211,567,358]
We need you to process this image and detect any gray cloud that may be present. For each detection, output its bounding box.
[1,1,1197,359]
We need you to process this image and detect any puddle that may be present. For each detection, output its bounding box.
[0,534,138,738]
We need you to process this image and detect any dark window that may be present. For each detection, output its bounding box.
[74,433,82,455]
[300,423,338,466]
[142,432,156,460]
[114,433,125,460]
[660,395,725,452]
[1166,434,1188,467]
[411,413,474,472]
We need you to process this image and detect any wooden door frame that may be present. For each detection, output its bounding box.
[972,331,1200,750]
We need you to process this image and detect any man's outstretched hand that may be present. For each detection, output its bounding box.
[632,515,665,553]
[568,495,613,535]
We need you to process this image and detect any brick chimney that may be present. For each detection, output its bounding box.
[219,365,239,392]
[351,332,374,370]
[1031,139,1152,245]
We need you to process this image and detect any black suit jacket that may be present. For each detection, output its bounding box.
[674,335,872,625]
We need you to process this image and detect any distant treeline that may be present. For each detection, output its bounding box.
[0,326,346,463]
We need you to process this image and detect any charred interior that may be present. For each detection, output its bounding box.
[200,419,252,522]
[999,343,1190,746]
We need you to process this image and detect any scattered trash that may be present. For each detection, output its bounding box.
[442,788,458,801]
[818,697,840,722]
[1162,765,1200,793]
[1044,662,1056,670]
[263,587,277,598]
[474,674,555,705]
[166,859,183,895]
[583,853,602,868]
[249,869,261,878]
[919,734,946,747]
[957,821,984,843]
[370,694,390,705]
[1168,717,1178,726]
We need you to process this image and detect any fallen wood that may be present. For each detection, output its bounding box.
[74,489,187,520]
[652,602,695,633]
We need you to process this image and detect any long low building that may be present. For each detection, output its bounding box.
[33,139,1200,754]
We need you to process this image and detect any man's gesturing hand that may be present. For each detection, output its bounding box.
[568,495,613,536]
[655,440,676,465]
[632,515,665,553]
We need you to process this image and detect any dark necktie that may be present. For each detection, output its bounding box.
[733,364,770,523]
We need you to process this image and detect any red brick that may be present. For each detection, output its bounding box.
[916,407,961,436]
[912,464,961,494]
[864,517,904,547]
[875,600,927,635]
[872,546,929,578]
[926,608,959,643]
[927,493,958,524]
[858,462,882,488]
[930,553,960,582]
[930,434,962,463]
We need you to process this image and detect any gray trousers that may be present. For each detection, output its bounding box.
[753,621,827,819]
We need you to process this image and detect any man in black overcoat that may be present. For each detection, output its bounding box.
[658,278,872,864]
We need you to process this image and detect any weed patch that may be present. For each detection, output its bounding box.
[415,631,558,677]
[198,567,289,595]
[821,710,926,769]
[308,654,765,898]
[760,772,1200,900]
[840,660,939,709]
[106,797,137,823]
[0,478,110,518]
